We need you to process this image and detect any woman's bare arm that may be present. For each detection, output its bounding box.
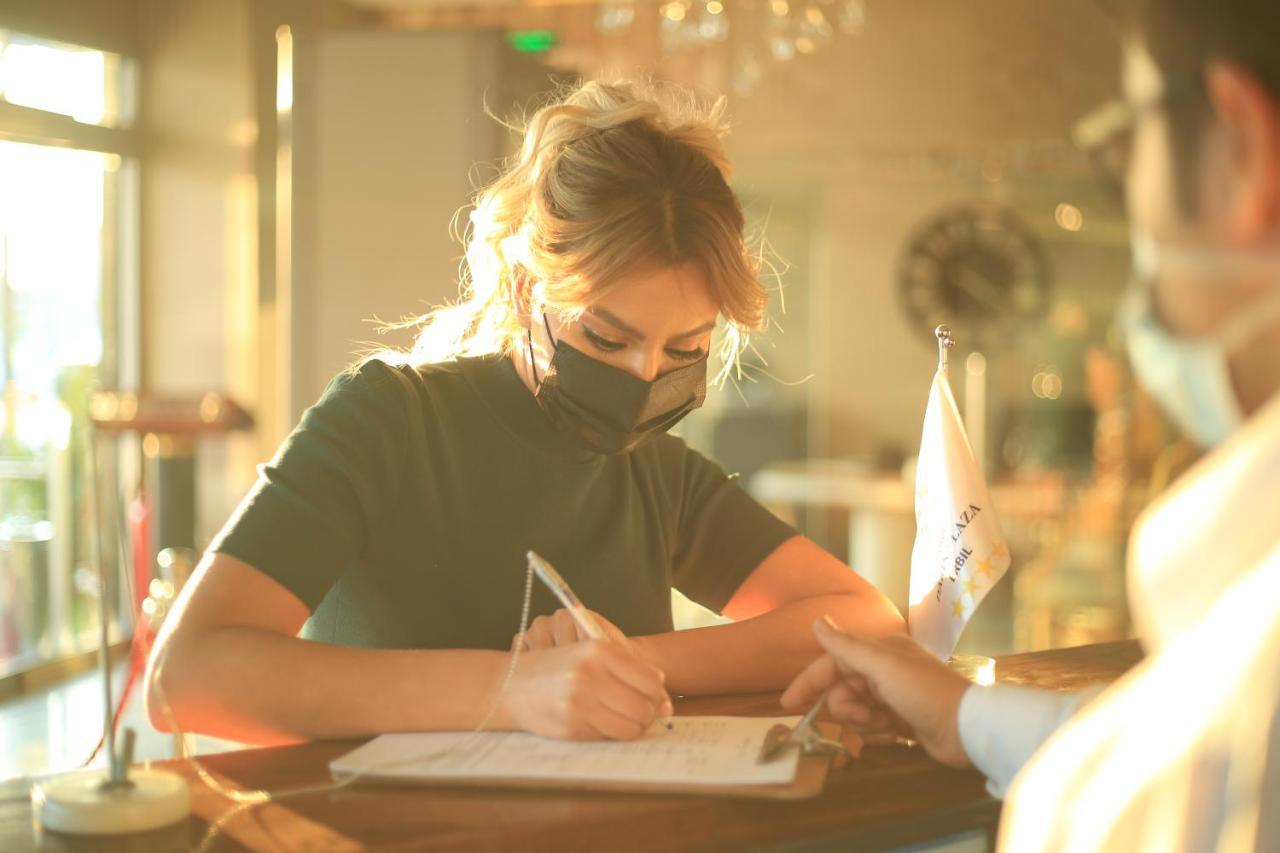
[146,552,671,744]
[633,536,905,695]
[519,536,905,696]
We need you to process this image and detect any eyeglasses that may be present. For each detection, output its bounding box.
[1071,75,1199,200]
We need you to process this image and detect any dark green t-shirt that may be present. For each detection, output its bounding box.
[210,354,796,650]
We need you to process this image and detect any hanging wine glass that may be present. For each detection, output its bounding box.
[799,4,834,43]
[733,47,765,95]
[697,0,730,42]
[766,0,797,62]
[660,1,701,52]
[597,1,637,34]
[837,0,867,35]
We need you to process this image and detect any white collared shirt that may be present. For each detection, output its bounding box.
[956,391,1280,852]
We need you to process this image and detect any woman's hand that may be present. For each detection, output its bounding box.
[781,617,972,767]
[514,608,627,650]
[500,639,674,740]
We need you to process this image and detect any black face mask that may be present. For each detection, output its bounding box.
[529,316,708,455]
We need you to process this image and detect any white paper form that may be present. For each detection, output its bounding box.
[330,716,803,787]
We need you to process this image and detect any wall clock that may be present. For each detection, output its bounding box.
[897,205,1051,346]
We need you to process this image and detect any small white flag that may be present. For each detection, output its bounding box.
[908,331,1010,660]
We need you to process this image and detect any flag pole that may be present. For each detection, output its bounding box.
[934,324,954,369]
[925,322,998,683]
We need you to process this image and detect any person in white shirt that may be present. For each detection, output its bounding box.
[783,1,1280,849]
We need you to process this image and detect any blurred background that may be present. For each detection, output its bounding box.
[0,0,1198,780]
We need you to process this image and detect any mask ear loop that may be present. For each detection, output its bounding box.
[527,310,559,390]
[527,326,541,388]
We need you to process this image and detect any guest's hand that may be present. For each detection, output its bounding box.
[781,617,973,768]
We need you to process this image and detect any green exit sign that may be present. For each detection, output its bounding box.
[508,30,557,54]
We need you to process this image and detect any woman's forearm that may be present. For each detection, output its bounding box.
[147,626,510,744]
[635,591,904,696]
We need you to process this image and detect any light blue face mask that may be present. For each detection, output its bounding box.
[1120,231,1280,448]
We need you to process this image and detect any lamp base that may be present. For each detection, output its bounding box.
[32,767,190,835]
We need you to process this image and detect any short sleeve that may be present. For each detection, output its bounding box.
[669,445,797,613]
[208,359,412,610]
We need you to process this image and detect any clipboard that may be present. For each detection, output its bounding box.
[330,719,846,801]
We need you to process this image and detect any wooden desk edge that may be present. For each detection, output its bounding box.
[1,639,1144,853]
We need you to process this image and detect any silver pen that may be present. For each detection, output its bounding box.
[527,551,674,730]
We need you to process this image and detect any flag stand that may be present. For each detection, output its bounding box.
[946,653,996,686]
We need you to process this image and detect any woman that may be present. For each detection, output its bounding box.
[147,81,903,746]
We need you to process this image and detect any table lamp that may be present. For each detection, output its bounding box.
[30,428,189,835]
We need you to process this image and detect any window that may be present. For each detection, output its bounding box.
[0,30,134,126]
[0,31,138,679]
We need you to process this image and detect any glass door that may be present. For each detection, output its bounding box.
[0,30,138,678]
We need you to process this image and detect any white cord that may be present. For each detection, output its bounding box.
[143,556,538,848]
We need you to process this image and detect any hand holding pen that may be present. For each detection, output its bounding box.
[514,605,630,650]
[521,551,675,732]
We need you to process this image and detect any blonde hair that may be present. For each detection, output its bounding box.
[407,80,768,380]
